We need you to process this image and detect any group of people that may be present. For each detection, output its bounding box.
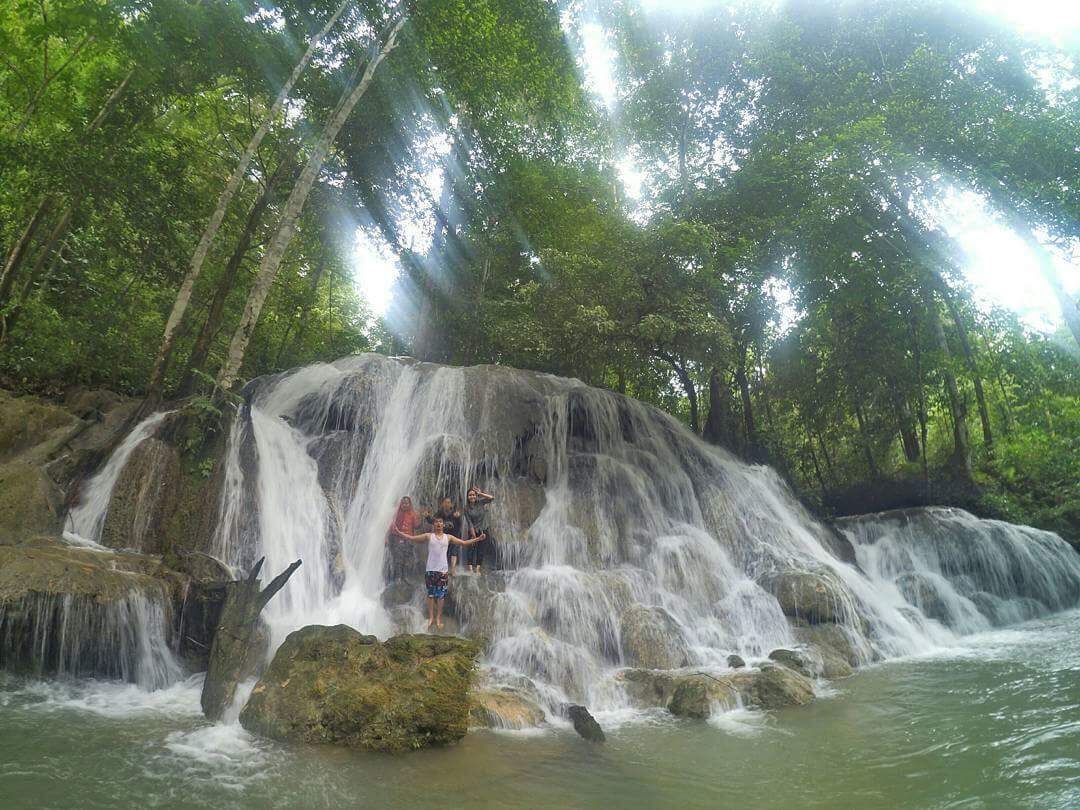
[385,487,495,628]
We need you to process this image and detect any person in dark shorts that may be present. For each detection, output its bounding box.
[463,486,495,573]
[385,496,419,582]
[393,516,484,628]
[424,496,462,575]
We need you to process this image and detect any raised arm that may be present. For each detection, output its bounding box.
[448,532,486,546]
[394,527,430,543]
[472,487,495,503]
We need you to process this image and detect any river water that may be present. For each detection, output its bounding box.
[2,608,1077,809]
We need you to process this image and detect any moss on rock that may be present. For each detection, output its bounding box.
[0,463,64,544]
[240,625,481,752]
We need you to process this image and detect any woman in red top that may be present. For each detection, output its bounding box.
[386,496,419,582]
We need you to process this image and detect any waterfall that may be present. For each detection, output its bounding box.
[214,354,1080,712]
[64,410,173,546]
[0,585,183,690]
[839,508,1080,632]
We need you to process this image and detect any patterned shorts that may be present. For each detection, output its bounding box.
[425,570,449,599]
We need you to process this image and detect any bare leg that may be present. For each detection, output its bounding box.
[436,598,444,628]
[426,595,435,628]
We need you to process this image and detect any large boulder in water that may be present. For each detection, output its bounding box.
[792,621,861,677]
[0,463,64,544]
[619,605,690,669]
[761,570,855,625]
[240,625,480,752]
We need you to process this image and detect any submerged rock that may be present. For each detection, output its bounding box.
[727,654,746,669]
[239,625,480,751]
[566,704,605,742]
[469,687,546,730]
[622,665,816,718]
[619,604,691,670]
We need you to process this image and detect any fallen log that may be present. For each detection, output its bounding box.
[200,556,301,721]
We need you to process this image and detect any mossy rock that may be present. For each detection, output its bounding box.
[0,536,176,604]
[240,625,480,752]
[0,463,64,544]
[0,391,79,464]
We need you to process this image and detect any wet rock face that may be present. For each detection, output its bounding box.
[100,439,180,554]
[619,605,691,670]
[0,391,79,465]
[761,571,855,625]
[895,572,951,624]
[240,625,480,752]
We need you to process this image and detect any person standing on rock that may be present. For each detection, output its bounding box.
[463,486,495,574]
[394,516,484,629]
[424,496,463,575]
[386,496,419,582]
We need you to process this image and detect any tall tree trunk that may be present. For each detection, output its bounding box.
[733,346,756,450]
[277,254,327,368]
[0,196,54,306]
[853,399,880,480]
[927,297,973,480]
[886,376,920,462]
[176,158,295,396]
[703,366,735,448]
[217,11,408,392]
[663,355,699,434]
[940,289,993,450]
[146,0,353,401]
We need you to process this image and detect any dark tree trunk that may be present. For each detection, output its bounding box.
[703,366,737,450]
[733,354,756,450]
[673,360,699,434]
[927,298,973,480]
[853,399,880,480]
[941,294,993,450]
[176,168,287,397]
[278,255,328,368]
[201,557,302,721]
[0,196,55,306]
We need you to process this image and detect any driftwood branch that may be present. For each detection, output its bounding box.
[200,558,302,721]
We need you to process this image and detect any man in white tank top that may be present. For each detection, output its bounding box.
[394,516,485,628]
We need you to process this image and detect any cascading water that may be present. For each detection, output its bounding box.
[214,354,1080,715]
[3,410,189,689]
[839,508,1080,633]
[64,409,173,547]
